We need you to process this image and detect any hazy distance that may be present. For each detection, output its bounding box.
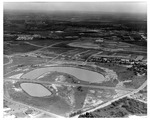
[4,2,146,14]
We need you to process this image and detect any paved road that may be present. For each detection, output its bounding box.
[24,42,44,47]
[4,78,135,91]
[4,40,147,118]
[47,48,81,63]
[73,80,147,118]
[74,50,91,57]
[4,41,67,59]
[4,41,69,75]
[30,41,69,54]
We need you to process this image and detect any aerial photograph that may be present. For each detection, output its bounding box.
[3,1,147,118]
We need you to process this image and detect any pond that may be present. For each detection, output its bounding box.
[21,66,105,83]
[20,83,52,97]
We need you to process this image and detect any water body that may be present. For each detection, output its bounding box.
[20,83,52,97]
[21,67,105,83]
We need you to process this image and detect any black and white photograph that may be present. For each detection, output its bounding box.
[3,0,147,118]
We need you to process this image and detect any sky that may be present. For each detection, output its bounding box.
[4,2,147,14]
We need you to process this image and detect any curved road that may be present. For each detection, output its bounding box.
[72,80,147,118]
[4,78,135,91]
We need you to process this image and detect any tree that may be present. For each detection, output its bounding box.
[77,86,83,92]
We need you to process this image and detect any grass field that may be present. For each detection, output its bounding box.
[4,55,46,76]
[77,50,99,61]
[4,42,41,55]
[9,55,46,67]
[96,63,135,81]
[27,40,63,47]
[40,47,74,54]
[5,81,72,117]
[4,56,9,64]
[124,75,147,89]
[73,86,88,110]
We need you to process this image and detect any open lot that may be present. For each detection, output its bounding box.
[27,40,63,47]
[40,47,74,55]
[4,42,41,55]
[7,55,47,68]
[4,56,10,64]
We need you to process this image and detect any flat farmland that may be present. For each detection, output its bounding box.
[4,67,34,78]
[124,75,147,89]
[4,55,47,75]
[122,45,147,52]
[4,42,41,55]
[54,49,88,61]
[40,47,74,55]
[53,42,75,48]
[113,53,131,58]
[97,51,114,56]
[8,55,47,67]
[34,51,58,58]
[27,40,63,47]
[61,49,87,57]
[4,65,21,76]
[76,50,99,61]
[68,42,99,49]
[4,56,10,64]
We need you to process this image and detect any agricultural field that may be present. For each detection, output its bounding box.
[68,41,100,49]
[4,41,41,55]
[40,47,74,55]
[52,42,75,48]
[54,49,88,61]
[96,51,114,56]
[4,55,47,75]
[10,55,46,66]
[74,50,99,61]
[4,56,10,64]
[26,40,64,47]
